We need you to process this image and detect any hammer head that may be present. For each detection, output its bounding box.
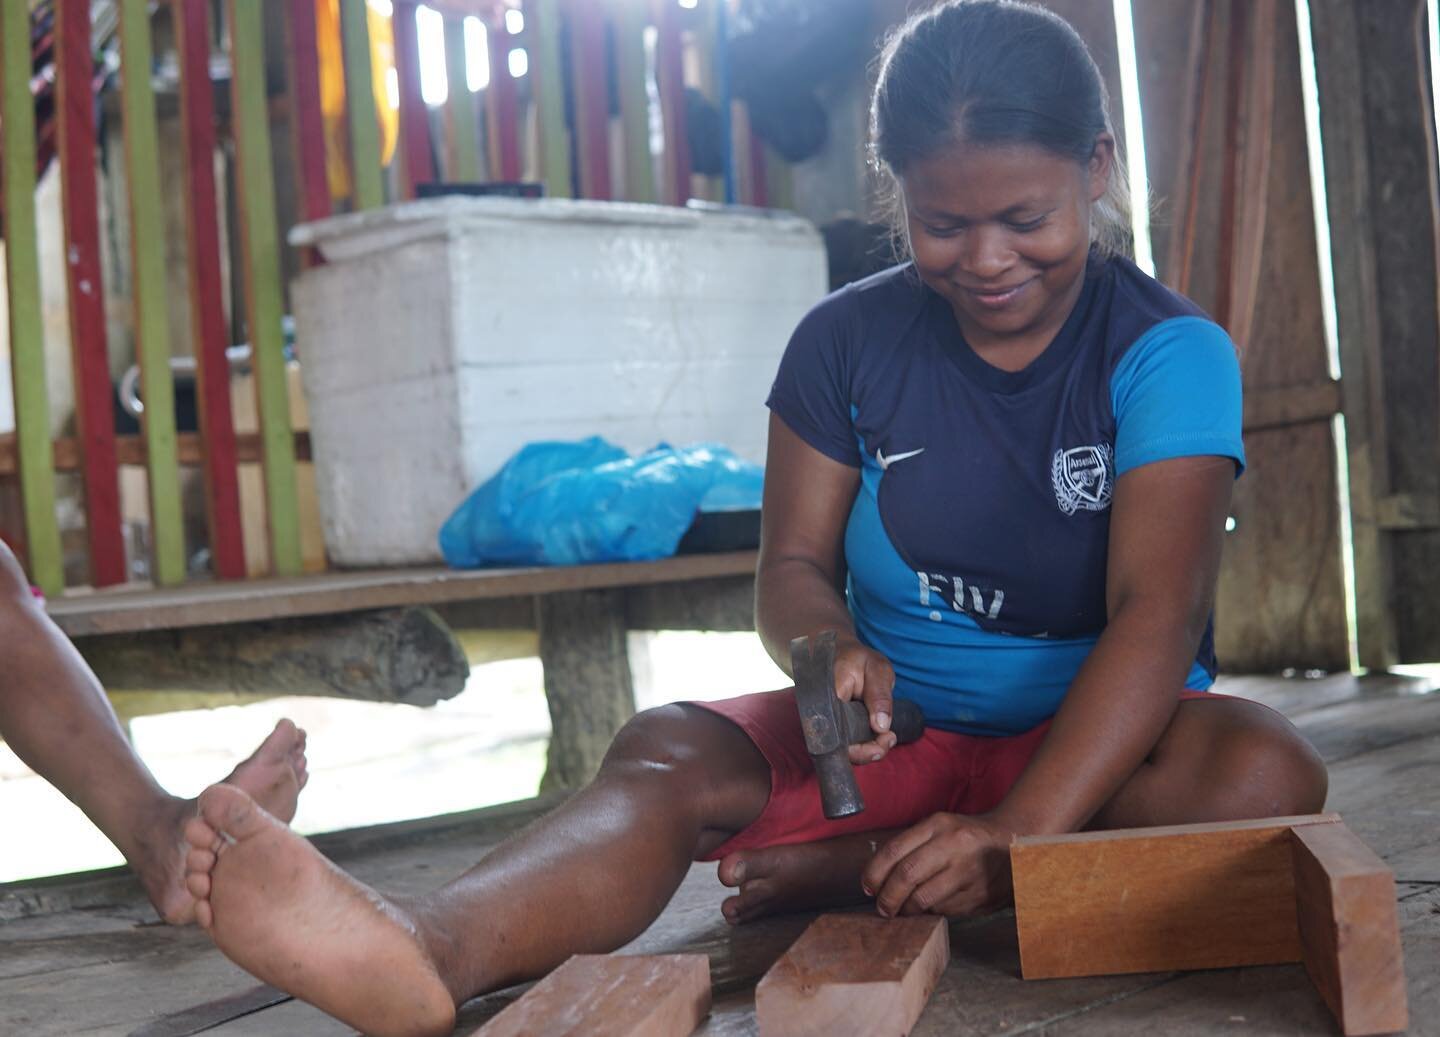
[790,632,925,820]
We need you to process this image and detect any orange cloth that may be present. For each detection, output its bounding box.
[316,0,399,202]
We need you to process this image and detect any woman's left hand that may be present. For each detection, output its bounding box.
[861,812,1016,918]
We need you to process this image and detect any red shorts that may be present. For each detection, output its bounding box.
[691,688,1220,861]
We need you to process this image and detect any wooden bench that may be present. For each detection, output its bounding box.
[47,551,760,789]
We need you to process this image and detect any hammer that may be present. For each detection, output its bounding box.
[791,630,925,819]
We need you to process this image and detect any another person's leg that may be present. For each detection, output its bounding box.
[0,543,308,923]
[183,703,774,1037]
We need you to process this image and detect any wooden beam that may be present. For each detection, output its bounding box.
[443,14,482,183]
[0,0,64,594]
[56,0,127,587]
[46,551,759,637]
[120,0,187,587]
[471,954,711,1036]
[393,1,437,196]
[754,914,947,1037]
[1242,379,1343,433]
[0,433,313,477]
[615,0,656,203]
[174,0,248,581]
[530,0,573,197]
[78,607,469,706]
[1011,814,1340,979]
[569,0,612,200]
[484,13,522,182]
[340,0,385,209]
[655,0,690,206]
[1375,493,1440,531]
[1291,823,1408,1036]
[286,0,335,232]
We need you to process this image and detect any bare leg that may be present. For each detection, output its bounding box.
[717,696,1327,923]
[0,544,308,923]
[184,704,772,1037]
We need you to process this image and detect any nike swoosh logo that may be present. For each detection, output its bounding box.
[876,447,925,470]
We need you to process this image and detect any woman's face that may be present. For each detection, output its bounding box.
[900,137,1112,353]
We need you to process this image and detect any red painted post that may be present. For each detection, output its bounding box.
[173,0,247,580]
[55,0,127,586]
[655,0,690,205]
[748,124,768,208]
[570,0,611,199]
[486,13,522,182]
[393,0,436,196]
[287,0,332,234]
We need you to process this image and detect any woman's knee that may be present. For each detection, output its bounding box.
[1186,700,1328,817]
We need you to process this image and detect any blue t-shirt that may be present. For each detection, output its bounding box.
[767,255,1245,736]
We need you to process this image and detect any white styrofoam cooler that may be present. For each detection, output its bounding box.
[290,197,827,566]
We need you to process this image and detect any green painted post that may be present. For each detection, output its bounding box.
[530,0,573,198]
[616,0,655,203]
[0,2,63,594]
[119,0,186,585]
[443,16,482,182]
[227,0,302,576]
[340,0,385,209]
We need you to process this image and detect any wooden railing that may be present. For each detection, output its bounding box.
[0,0,780,597]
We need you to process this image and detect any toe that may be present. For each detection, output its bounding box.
[184,815,218,851]
[187,847,216,875]
[716,852,747,888]
[194,899,213,930]
[186,870,211,901]
[196,784,271,841]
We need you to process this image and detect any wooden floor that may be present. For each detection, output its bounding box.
[2,672,1436,1036]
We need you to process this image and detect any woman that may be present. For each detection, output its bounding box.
[180,4,1327,1035]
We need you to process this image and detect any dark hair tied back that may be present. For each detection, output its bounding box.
[870,0,1132,255]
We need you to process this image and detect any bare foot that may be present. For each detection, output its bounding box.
[717,835,878,924]
[134,719,309,925]
[184,784,455,1037]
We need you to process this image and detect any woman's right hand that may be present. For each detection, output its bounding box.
[830,633,898,765]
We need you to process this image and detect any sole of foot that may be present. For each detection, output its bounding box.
[185,784,455,1037]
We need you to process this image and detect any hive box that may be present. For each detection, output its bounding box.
[290,197,827,566]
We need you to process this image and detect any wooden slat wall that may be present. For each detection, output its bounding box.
[227,0,303,577]
[570,0,612,200]
[286,0,334,237]
[1136,0,1349,672]
[531,0,573,197]
[56,0,127,587]
[485,13,522,182]
[393,0,437,197]
[340,0,385,210]
[615,0,656,203]
[656,0,690,206]
[443,14,483,182]
[1,0,64,594]
[119,0,186,586]
[173,0,247,581]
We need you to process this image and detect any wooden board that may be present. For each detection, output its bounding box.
[286,0,335,230]
[340,0,385,210]
[46,550,758,636]
[393,0,437,196]
[570,0,612,200]
[1292,823,1408,1036]
[0,0,64,594]
[119,0,187,587]
[754,914,947,1037]
[55,0,127,588]
[173,0,248,582]
[484,14,522,182]
[472,954,710,1037]
[615,1,656,203]
[655,0,690,206]
[1012,814,1339,979]
[531,0,572,197]
[443,13,483,183]
[0,431,311,476]
[227,0,304,577]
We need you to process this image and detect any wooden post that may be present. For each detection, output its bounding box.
[393,0,437,196]
[615,0,655,203]
[569,0,612,200]
[0,0,64,594]
[227,0,304,577]
[655,0,690,205]
[531,0,573,197]
[287,0,335,235]
[755,915,948,1037]
[339,0,385,209]
[476,954,711,1036]
[173,0,247,582]
[119,0,187,586]
[443,15,483,183]
[56,0,128,587]
[485,14,522,182]
[536,589,635,791]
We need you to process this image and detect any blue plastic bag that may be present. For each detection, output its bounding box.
[439,437,764,567]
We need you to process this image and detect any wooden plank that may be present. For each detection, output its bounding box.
[1292,823,1408,1036]
[570,0,612,200]
[1376,493,1440,531]
[443,14,482,182]
[119,0,186,587]
[55,0,127,587]
[1307,0,1397,669]
[484,13,522,182]
[754,914,948,1037]
[286,0,335,231]
[655,0,690,205]
[0,0,64,594]
[46,550,759,636]
[174,0,248,581]
[531,0,573,197]
[472,954,710,1036]
[1012,814,1340,979]
[615,0,656,203]
[393,0,437,196]
[340,0,385,209]
[0,431,311,476]
[1242,379,1343,433]
[227,0,304,577]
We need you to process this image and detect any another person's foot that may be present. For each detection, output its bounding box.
[134,719,309,924]
[184,784,456,1037]
[716,835,877,924]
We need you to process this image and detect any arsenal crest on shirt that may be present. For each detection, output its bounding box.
[1052,443,1114,515]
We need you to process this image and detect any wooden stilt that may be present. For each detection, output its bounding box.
[393,0,436,196]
